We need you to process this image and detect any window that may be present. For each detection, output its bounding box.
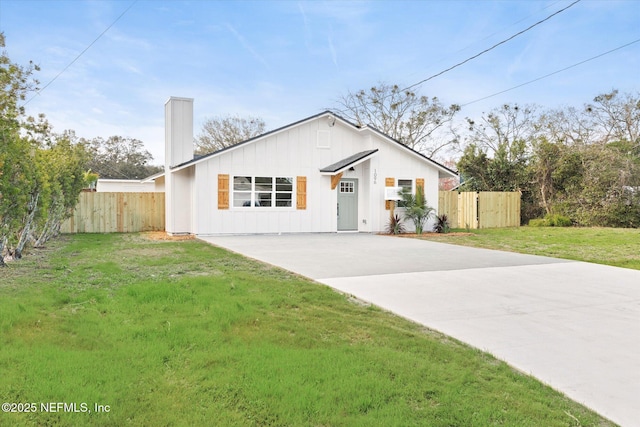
[233,176,293,207]
[397,179,412,207]
[340,181,354,193]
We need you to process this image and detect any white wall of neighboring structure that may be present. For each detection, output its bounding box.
[153,176,165,192]
[96,179,156,192]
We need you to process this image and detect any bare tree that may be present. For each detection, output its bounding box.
[335,83,460,158]
[537,106,596,147]
[465,103,539,158]
[195,115,266,155]
[586,90,640,144]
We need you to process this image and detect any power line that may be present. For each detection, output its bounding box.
[461,38,640,107]
[22,0,138,107]
[401,0,581,93]
[402,0,565,81]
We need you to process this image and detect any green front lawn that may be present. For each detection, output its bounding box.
[416,226,640,270]
[0,234,615,426]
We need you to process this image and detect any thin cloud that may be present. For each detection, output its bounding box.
[106,30,152,50]
[225,23,270,69]
[328,25,338,68]
[298,2,312,51]
[115,59,143,75]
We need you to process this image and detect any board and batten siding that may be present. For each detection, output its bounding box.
[184,114,446,235]
[369,134,441,233]
[195,119,346,234]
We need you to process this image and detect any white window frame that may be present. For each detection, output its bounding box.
[397,179,413,208]
[232,176,294,209]
[339,181,355,193]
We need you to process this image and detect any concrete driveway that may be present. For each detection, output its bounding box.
[200,233,640,427]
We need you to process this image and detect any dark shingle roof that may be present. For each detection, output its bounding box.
[319,150,378,173]
[168,110,457,178]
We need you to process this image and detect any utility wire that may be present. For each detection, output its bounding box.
[22,0,138,107]
[401,0,581,93]
[403,0,565,81]
[468,0,565,48]
[461,38,640,107]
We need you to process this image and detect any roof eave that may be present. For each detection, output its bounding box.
[319,150,379,175]
[140,171,166,182]
[359,126,458,178]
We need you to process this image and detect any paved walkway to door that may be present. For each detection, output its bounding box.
[199,233,640,426]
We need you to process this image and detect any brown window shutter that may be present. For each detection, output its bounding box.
[296,176,307,210]
[218,174,229,209]
[385,177,395,210]
[416,178,425,193]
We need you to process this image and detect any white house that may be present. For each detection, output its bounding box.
[160,97,457,236]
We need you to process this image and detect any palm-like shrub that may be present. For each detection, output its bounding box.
[433,214,451,233]
[399,186,435,234]
[386,213,406,235]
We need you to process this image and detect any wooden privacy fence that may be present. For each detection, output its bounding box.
[438,191,521,229]
[61,192,165,233]
[62,191,517,233]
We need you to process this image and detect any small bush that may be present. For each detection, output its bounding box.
[433,214,451,233]
[528,218,548,227]
[399,186,434,235]
[528,214,572,227]
[546,214,572,227]
[386,214,406,235]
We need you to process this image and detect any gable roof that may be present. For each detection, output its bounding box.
[162,110,458,178]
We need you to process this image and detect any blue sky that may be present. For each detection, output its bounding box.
[1,0,638,164]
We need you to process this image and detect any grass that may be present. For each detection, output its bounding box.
[416,226,640,270]
[0,233,616,426]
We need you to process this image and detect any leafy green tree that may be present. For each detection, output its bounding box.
[86,135,161,179]
[1,33,90,263]
[458,92,639,228]
[459,104,534,191]
[456,144,490,191]
[0,32,41,265]
[32,134,89,248]
[0,136,36,265]
[458,104,541,223]
[11,114,54,259]
[535,91,640,227]
[529,137,559,215]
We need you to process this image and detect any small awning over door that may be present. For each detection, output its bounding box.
[319,149,378,175]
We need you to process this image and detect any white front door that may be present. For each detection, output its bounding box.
[337,179,358,231]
